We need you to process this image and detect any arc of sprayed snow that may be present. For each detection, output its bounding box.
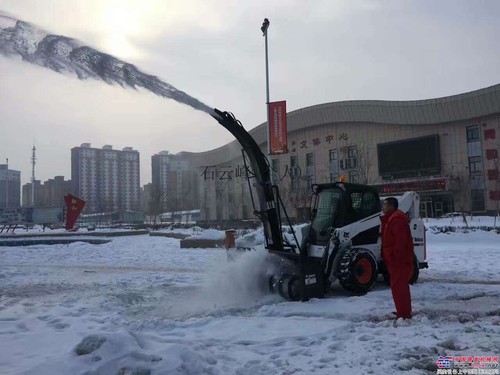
[0,14,215,115]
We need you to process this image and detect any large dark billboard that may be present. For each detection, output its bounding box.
[378,135,441,179]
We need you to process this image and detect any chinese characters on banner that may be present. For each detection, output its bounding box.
[269,100,288,154]
[64,194,86,230]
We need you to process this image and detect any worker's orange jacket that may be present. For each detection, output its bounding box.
[380,209,414,266]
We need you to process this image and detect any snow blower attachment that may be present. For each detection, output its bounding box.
[211,109,325,301]
[210,109,427,301]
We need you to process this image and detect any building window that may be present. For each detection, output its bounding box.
[471,189,485,211]
[329,149,338,162]
[330,173,339,183]
[339,146,358,170]
[329,149,339,173]
[467,126,480,142]
[291,179,299,192]
[469,156,483,174]
[349,170,359,183]
[306,153,314,167]
[347,146,358,159]
[290,155,298,179]
[306,153,314,177]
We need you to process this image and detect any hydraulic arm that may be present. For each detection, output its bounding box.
[211,108,285,252]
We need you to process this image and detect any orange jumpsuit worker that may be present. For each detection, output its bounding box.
[380,197,414,319]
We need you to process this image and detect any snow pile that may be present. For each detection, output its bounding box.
[235,223,309,249]
[426,215,499,227]
[235,227,266,248]
[185,228,225,240]
[425,215,500,233]
[156,226,202,234]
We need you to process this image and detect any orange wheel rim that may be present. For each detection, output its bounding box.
[355,258,372,284]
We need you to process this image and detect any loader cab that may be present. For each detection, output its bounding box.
[309,183,381,246]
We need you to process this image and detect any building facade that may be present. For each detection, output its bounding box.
[140,183,152,214]
[22,176,71,207]
[0,164,21,209]
[151,151,170,213]
[71,144,140,213]
[119,147,141,212]
[99,145,121,211]
[22,180,42,207]
[42,176,71,207]
[167,153,200,213]
[172,84,500,221]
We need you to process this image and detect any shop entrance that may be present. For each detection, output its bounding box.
[419,193,454,218]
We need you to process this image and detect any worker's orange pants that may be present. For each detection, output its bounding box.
[387,259,413,319]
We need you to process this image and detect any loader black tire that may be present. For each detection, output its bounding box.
[382,254,420,285]
[338,247,377,295]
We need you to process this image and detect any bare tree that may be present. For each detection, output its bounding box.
[150,188,167,224]
[355,141,376,185]
[449,173,471,227]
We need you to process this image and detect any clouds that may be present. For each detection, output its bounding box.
[0,0,499,186]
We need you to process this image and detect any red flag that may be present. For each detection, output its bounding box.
[64,194,86,230]
[269,100,288,155]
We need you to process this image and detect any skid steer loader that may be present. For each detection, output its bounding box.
[211,109,428,301]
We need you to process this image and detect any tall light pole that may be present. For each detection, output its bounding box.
[4,158,8,209]
[261,18,272,181]
[31,145,36,206]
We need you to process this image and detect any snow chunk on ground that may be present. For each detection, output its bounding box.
[74,334,106,355]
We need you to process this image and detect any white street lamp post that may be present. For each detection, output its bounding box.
[261,18,273,183]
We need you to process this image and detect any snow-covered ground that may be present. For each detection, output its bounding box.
[425,215,500,228]
[2,226,145,235]
[0,228,499,374]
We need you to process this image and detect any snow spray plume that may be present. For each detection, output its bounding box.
[164,248,284,319]
[0,14,213,114]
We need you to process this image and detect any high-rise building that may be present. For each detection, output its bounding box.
[120,147,141,211]
[71,143,99,212]
[42,176,72,207]
[100,145,120,211]
[151,151,170,213]
[0,164,21,209]
[22,180,42,206]
[23,176,72,207]
[167,153,199,212]
[140,183,152,214]
[71,144,140,213]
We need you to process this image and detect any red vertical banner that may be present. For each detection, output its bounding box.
[269,100,288,154]
[64,194,86,230]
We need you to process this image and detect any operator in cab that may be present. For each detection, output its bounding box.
[380,197,414,320]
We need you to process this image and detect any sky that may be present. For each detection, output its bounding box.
[0,0,499,186]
